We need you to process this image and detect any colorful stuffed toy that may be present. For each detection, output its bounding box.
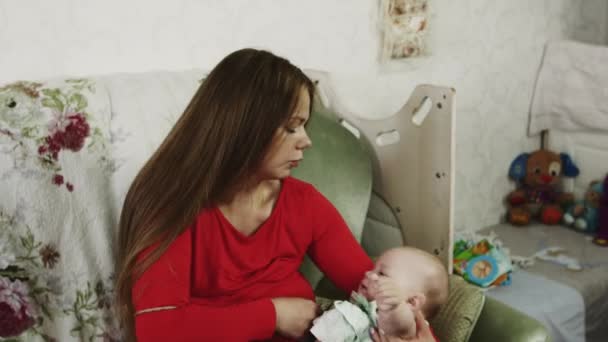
[563,180,604,233]
[453,239,512,288]
[593,174,608,247]
[506,149,579,226]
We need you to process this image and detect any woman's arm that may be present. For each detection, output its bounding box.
[306,187,374,294]
[135,299,275,341]
[132,227,276,342]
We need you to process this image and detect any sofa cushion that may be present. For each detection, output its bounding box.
[430,275,486,342]
[99,69,204,215]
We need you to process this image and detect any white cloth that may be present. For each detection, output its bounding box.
[0,77,120,340]
[311,301,372,342]
[311,293,378,342]
[529,40,608,135]
[0,71,206,341]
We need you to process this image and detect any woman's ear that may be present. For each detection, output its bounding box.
[407,293,426,311]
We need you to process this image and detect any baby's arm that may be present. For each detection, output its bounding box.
[368,275,416,339]
[369,274,404,311]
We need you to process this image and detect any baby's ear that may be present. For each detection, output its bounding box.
[407,293,426,311]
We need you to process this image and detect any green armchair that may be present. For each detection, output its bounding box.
[294,109,550,342]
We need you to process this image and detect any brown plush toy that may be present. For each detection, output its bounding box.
[506,149,579,226]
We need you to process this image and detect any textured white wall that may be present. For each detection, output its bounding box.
[1,0,607,232]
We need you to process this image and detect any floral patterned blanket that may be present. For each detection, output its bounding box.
[0,70,204,341]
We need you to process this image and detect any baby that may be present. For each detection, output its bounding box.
[311,247,449,341]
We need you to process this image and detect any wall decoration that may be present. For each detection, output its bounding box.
[379,0,429,61]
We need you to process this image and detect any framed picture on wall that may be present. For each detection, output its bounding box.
[379,0,429,61]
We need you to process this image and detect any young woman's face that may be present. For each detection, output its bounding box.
[259,86,312,180]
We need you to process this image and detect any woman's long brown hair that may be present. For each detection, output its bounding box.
[114,48,314,341]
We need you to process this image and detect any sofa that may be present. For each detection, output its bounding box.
[0,70,549,341]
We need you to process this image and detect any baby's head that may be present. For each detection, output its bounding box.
[359,246,449,336]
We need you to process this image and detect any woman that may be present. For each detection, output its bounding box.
[114,48,436,342]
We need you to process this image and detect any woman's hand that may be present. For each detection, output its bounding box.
[271,297,319,339]
[370,311,435,342]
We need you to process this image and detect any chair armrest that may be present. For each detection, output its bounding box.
[469,297,551,342]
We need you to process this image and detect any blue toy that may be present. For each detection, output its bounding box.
[563,180,604,233]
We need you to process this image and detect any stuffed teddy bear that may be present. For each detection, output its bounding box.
[563,180,604,233]
[506,149,579,226]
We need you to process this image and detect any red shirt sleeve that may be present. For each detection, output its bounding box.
[431,326,439,342]
[132,227,276,342]
[305,186,374,294]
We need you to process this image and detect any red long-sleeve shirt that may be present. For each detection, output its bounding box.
[132,176,374,341]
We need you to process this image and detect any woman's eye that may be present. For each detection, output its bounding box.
[285,127,296,134]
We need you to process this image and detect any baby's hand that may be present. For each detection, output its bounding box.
[376,276,405,311]
[365,273,404,311]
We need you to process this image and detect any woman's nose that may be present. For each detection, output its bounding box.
[298,131,312,150]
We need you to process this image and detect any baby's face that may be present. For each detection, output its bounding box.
[360,251,422,339]
[358,248,447,339]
